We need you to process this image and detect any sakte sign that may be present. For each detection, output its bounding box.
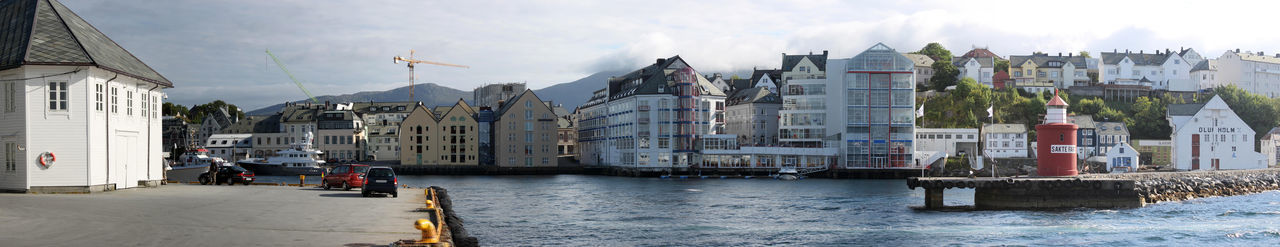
[1050,145,1076,154]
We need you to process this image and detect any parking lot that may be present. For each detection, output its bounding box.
[0,184,428,246]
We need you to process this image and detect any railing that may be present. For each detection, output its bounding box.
[638,105,650,111]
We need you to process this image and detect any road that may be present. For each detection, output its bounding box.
[0,184,429,246]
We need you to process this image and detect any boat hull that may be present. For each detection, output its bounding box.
[237,161,324,176]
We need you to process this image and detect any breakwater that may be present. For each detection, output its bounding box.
[1084,169,1280,204]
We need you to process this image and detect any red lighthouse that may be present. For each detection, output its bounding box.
[1035,91,1078,176]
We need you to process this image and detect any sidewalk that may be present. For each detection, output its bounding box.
[0,184,426,246]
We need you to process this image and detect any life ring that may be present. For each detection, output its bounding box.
[38,152,55,168]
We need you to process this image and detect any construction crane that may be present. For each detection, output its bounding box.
[394,50,468,102]
[265,49,320,104]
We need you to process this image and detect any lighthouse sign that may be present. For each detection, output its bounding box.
[1050,145,1076,154]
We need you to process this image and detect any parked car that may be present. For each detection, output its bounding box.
[199,166,255,185]
[361,167,398,197]
[322,164,369,190]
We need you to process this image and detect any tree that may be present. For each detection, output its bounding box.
[930,62,959,91]
[730,75,742,80]
[994,59,1010,73]
[1126,96,1171,140]
[188,100,245,124]
[1071,98,1107,116]
[163,102,190,118]
[1078,51,1091,58]
[1212,85,1280,148]
[916,43,954,63]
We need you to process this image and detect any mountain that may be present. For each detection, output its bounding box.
[246,83,469,115]
[533,70,626,109]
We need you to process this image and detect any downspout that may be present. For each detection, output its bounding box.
[146,84,159,182]
[104,74,118,186]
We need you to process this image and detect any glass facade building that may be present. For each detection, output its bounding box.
[843,43,916,168]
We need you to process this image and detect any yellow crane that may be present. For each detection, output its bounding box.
[393,50,468,102]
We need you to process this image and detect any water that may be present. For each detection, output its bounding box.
[257,175,1280,246]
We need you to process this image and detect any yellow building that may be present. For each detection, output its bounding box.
[494,90,558,167]
[398,99,479,165]
[1008,52,1091,91]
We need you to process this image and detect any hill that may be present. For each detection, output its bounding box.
[246,83,469,115]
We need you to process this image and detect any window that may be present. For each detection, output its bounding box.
[525,110,533,120]
[48,82,67,110]
[95,84,104,111]
[110,87,118,113]
[4,142,14,172]
[3,81,12,113]
[141,93,149,117]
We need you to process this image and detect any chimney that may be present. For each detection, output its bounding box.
[1069,52,1073,57]
[714,73,722,80]
[1125,49,1130,54]
[1260,51,1266,56]
[1237,48,1241,53]
[822,50,829,56]
[1113,49,1117,53]
[1140,50,1143,54]
[656,58,666,65]
[325,101,330,109]
[1058,52,1062,56]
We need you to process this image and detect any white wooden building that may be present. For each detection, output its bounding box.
[0,0,171,192]
[1105,142,1138,173]
[1167,95,1267,170]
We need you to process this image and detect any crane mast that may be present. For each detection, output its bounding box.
[265,49,320,104]
[393,50,468,102]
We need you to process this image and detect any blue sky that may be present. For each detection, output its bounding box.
[60,0,1280,110]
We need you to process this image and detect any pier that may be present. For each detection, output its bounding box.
[909,169,1280,210]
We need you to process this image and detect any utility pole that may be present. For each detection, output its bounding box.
[393,50,468,102]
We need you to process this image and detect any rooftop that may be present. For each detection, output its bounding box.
[0,0,173,87]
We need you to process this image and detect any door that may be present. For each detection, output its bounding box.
[1191,134,1200,170]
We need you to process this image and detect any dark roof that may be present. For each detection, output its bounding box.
[223,115,281,134]
[725,78,752,94]
[280,104,323,123]
[1191,59,1217,71]
[726,87,781,106]
[1167,103,1206,116]
[962,48,1000,58]
[0,0,173,87]
[1009,53,1088,68]
[1100,52,1171,66]
[746,69,781,89]
[952,56,995,68]
[1069,115,1096,129]
[782,51,827,71]
[435,99,477,121]
[605,55,724,101]
[351,102,415,115]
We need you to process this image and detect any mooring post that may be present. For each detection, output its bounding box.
[925,187,944,209]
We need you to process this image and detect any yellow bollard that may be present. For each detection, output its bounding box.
[414,219,439,244]
[299,175,305,187]
[425,199,435,209]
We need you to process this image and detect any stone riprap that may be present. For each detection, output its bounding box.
[1084,169,1280,204]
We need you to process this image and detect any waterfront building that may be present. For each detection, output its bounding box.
[221,115,283,158]
[1097,122,1130,154]
[914,128,979,156]
[494,90,558,167]
[982,124,1028,158]
[575,56,727,170]
[901,53,934,88]
[0,0,171,192]
[1166,95,1267,170]
[747,69,782,95]
[555,106,576,157]
[1099,48,1202,92]
[473,82,525,109]
[840,43,918,169]
[778,51,831,147]
[398,104,438,165]
[1106,142,1139,173]
[1261,127,1280,167]
[724,87,781,146]
[1134,139,1172,168]
[954,47,1000,87]
[695,134,837,169]
[314,108,366,162]
[1191,59,1219,91]
[1070,115,1100,159]
[1214,49,1280,98]
[278,103,321,147]
[431,100,479,165]
[477,107,495,165]
[1009,52,1091,89]
[204,134,251,162]
[707,73,753,95]
[353,102,413,161]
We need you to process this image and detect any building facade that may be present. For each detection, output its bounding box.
[778,51,831,147]
[841,43,917,169]
[1259,127,1280,167]
[397,100,480,165]
[315,109,366,162]
[954,47,1001,87]
[983,124,1028,158]
[724,87,781,146]
[204,134,251,162]
[0,0,170,192]
[1099,48,1201,92]
[1097,121,1130,154]
[1167,95,1267,170]
[494,90,558,167]
[1215,50,1280,98]
[353,102,413,161]
[901,53,934,88]
[1106,142,1138,173]
[1009,52,1091,89]
[575,56,727,170]
[914,128,979,156]
[1070,115,1099,159]
[1134,139,1172,168]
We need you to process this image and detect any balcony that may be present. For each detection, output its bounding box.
[638,105,650,111]
[638,118,650,124]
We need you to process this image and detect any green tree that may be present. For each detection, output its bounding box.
[1071,98,1107,116]
[1125,96,1171,140]
[994,59,1010,73]
[162,102,190,118]
[916,43,954,63]
[188,100,245,124]
[1213,85,1280,148]
[1078,51,1091,58]
[930,62,959,91]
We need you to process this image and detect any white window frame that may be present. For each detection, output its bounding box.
[95,83,104,112]
[48,81,67,111]
[110,87,118,113]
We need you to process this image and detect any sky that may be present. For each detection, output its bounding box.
[59,0,1280,110]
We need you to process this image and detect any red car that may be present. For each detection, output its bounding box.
[322,164,369,190]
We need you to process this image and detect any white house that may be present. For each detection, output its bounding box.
[0,0,170,192]
[1098,48,1201,92]
[1106,142,1139,173]
[953,47,1001,87]
[1261,127,1280,167]
[205,134,251,162]
[1167,95,1267,170]
[1191,59,1218,91]
[983,124,1028,158]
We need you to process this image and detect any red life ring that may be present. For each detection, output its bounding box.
[38,152,55,168]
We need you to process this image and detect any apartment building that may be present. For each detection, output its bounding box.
[842,43,918,168]
[473,83,526,109]
[1215,49,1280,98]
[397,100,480,165]
[725,87,781,146]
[353,102,413,161]
[494,90,558,167]
[1098,48,1201,92]
[982,124,1028,158]
[1009,52,1091,89]
[954,47,1000,87]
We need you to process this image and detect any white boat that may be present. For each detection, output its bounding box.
[776,167,800,180]
[236,132,326,176]
[175,148,225,169]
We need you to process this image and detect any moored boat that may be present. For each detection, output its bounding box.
[236,132,326,176]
